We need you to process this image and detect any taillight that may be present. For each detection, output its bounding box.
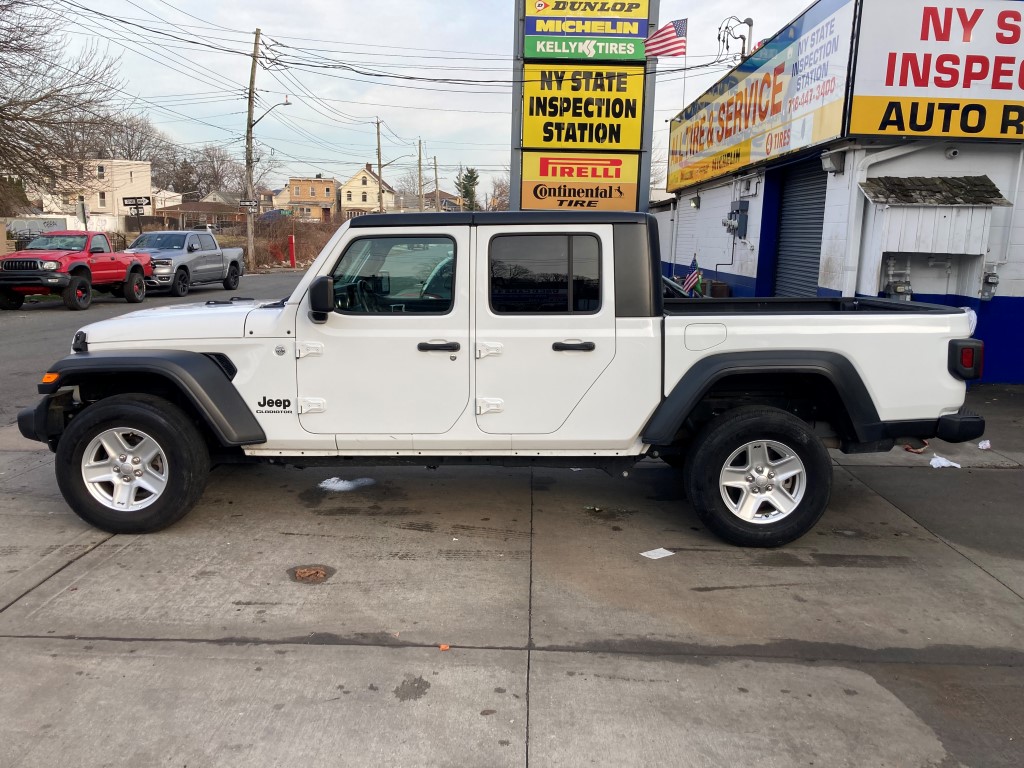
[949,339,984,380]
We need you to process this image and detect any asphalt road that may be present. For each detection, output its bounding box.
[0,270,303,427]
[0,273,1022,766]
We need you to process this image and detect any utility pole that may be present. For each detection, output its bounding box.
[433,156,440,212]
[244,27,261,274]
[418,140,424,212]
[376,118,384,213]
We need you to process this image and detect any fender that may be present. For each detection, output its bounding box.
[642,350,882,445]
[32,350,266,446]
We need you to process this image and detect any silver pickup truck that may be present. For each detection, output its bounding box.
[126,230,244,297]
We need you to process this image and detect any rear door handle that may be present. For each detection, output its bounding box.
[418,341,461,352]
[552,341,596,352]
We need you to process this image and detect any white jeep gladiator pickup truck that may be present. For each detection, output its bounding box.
[18,212,985,547]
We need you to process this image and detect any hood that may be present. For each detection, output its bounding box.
[4,249,79,260]
[79,299,268,344]
[125,247,179,257]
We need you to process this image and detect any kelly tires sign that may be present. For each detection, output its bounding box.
[520,151,639,209]
[849,0,1024,140]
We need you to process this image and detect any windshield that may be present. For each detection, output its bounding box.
[25,234,87,251]
[129,233,186,250]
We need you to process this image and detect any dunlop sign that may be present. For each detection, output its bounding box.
[521,150,639,210]
[523,63,645,150]
[850,0,1024,140]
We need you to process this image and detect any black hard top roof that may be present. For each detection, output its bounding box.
[348,211,654,228]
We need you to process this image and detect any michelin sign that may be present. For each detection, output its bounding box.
[526,1,649,61]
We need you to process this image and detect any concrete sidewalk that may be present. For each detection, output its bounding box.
[0,385,1021,767]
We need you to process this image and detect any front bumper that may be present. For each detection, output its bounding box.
[18,392,73,450]
[0,271,71,291]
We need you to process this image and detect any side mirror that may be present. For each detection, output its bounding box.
[89,245,105,254]
[309,275,334,322]
[187,243,198,252]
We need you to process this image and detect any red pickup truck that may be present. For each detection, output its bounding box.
[0,231,152,311]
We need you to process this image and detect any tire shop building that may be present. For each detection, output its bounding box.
[661,0,1024,382]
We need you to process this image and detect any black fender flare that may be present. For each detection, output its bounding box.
[36,350,266,446]
[642,351,883,445]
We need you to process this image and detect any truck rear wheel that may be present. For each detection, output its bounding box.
[124,272,146,303]
[0,291,24,310]
[55,394,210,534]
[684,406,832,547]
[170,269,189,297]
[62,275,92,310]
[222,264,240,290]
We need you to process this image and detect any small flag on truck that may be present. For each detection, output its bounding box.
[681,256,702,296]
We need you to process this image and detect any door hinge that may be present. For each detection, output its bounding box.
[476,341,504,359]
[296,341,325,358]
[298,397,327,414]
[476,398,504,415]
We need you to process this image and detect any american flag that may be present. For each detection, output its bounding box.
[644,19,688,58]
[681,255,701,295]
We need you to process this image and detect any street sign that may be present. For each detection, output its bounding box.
[129,206,144,216]
[238,199,259,207]
[122,196,151,206]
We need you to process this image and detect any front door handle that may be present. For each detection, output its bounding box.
[418,341,461,352]
[552,341,596,352]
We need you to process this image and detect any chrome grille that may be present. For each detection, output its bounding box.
[2,259,41,271]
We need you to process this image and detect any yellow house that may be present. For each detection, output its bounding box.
[287,174,339,222]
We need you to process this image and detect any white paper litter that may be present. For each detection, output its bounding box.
[978,440,992,450]
[641,548,675,560]
[319,477,376,492]
[929,455,961,469]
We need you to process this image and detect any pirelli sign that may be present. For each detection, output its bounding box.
[521,151,639,210]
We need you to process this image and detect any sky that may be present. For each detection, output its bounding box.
[61,0,813,197]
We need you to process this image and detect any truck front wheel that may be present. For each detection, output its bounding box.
[170,269,189,297]
[684,406,832,547]
[55,394,210,534]
[62,275,92,310]
[0,291,24,310]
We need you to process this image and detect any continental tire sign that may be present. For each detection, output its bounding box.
[521,151,639,209]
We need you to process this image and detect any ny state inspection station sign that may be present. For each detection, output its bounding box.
[522,63,646,150]
[525,1,649,61]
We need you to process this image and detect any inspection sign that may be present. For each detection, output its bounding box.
[522,63,646,150]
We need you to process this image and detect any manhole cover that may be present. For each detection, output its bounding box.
[287,564,336,584]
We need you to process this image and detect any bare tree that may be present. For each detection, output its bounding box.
[490,169,510,211]
[0,0,123,214]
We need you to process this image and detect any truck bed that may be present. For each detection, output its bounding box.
[663,297,962,315]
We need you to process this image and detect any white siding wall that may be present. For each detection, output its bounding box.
[672,177,762,281]
[854,143,1024,299]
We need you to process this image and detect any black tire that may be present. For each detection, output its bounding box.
[0,291,25,310]
[55,394,210,534]
[124,271,146,303]
[170,268,189,297]
[684,406,832,547]
[62,275,92,310]
[222,264,240,290]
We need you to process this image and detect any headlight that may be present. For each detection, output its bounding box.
[41,261,59,270]
[152,259,172,267]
